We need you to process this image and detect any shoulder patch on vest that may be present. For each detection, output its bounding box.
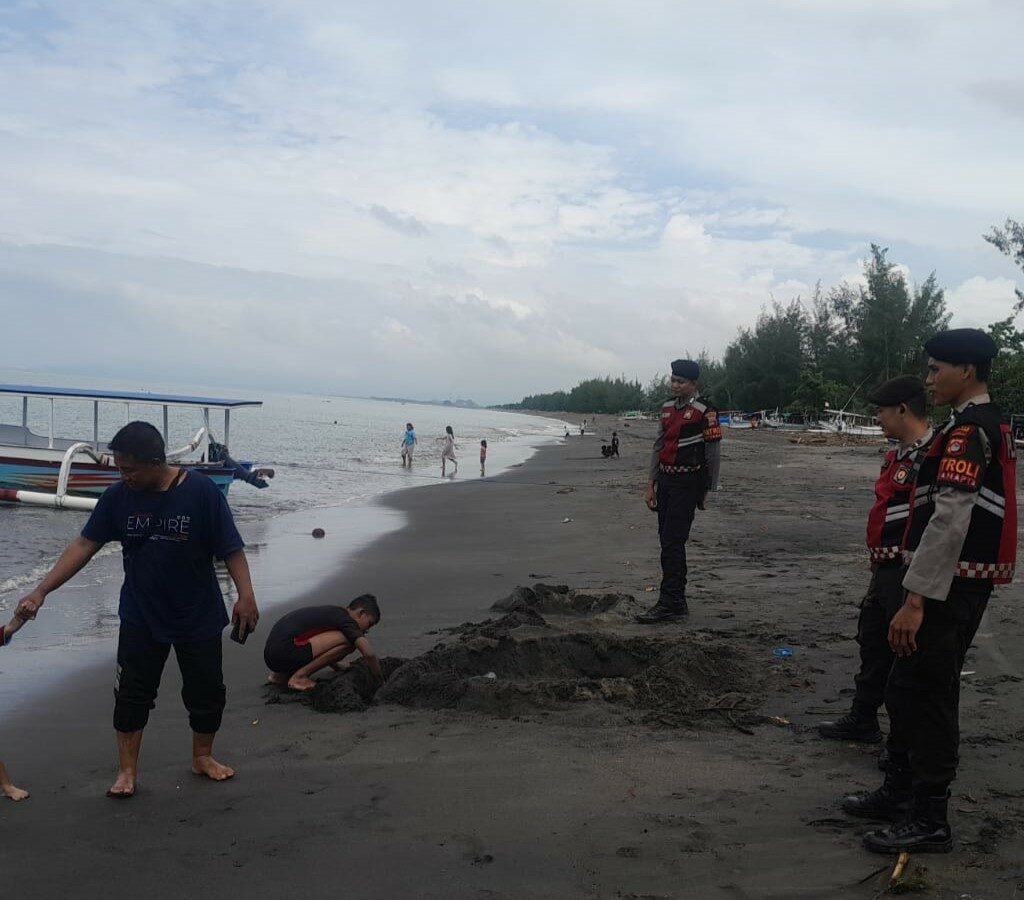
[938,457,982,490]
[937,423,985,491]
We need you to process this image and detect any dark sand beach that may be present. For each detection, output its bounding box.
[3,423,1023,899]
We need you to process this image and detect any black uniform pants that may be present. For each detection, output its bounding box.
[114,622,226,734]
[656,475,702,605]
[851,565,906,717]
[884,583,990,795]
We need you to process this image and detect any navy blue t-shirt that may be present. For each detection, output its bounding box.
[82,470,244,643]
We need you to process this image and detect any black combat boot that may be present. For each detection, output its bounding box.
[636,597,689,624]
[877,745,890,771]
[818,709,883,743]
[863,792,953,854]
[841,768,912,821]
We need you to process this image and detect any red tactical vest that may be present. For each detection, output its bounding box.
[865,435,935,564]
[907,402,1017,585]
[658,399,721,477]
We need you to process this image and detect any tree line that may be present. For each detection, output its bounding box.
[507,223,1024,418]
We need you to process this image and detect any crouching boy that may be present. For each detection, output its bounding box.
[264,594,382,692]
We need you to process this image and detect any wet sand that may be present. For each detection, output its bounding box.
[2,422,1023,899]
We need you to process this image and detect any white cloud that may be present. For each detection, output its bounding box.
[946,276,1019,328]
[0,1,1022,402]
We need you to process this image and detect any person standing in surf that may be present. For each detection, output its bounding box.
[441,425,458,477]
[16,421,259,799]
[400,423,417,469]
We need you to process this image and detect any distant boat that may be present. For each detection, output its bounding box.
[0,384,265,511]
[722,409,808,431]
[811,408,883,437]
[759,409,809,432]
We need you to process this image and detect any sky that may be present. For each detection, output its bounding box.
[1,0,1022,404]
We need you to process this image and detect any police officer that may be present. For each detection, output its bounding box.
[637,359,722,623]
[819,376,936,744]
[843,329,1017,854]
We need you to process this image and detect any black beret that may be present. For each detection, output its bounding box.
[670,358,700,380]
[923,328,998,364]
[866,375,926,408]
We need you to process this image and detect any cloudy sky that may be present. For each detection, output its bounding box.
[1,1,1022,403]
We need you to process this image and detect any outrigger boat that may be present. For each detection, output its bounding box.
[0,384,266,511]
[721,409,808,431]
[811,407,883,438]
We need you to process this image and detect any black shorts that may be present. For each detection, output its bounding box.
[264,636,314,675]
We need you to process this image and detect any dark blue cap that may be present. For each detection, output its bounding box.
[923,328,997,364]
[866,375,926,408]
[670,359,700,380]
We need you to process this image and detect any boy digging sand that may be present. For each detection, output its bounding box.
[264,594,383,691]
[1,611,30,801]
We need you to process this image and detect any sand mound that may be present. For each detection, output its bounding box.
[282,593,758,727]
[492,583,643,618]
[378,629,753,724]
[451,607,549,639]
[294,657,408,714]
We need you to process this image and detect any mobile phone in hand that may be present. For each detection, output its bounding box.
[230,619,250,644]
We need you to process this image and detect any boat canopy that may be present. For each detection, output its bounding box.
[1,384,261,456]
[0,384,261,410]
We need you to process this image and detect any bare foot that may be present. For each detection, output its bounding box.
[266,672,288,685]
[2,783,29,801]
[106,771,136,798]
[287,674,316,692]
[192,755,235,781]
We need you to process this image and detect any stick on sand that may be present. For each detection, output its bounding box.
[890,851,910,886]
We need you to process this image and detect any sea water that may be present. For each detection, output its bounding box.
[0,369,567,705]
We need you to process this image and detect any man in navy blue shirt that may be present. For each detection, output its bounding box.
[17,422,259,798]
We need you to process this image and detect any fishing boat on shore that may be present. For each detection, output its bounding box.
[722,409,809,431]
[811,407,883,437]
[0,384,267,511]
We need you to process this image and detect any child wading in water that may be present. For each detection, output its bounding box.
[479,439,487,477]
[400,423,417,468]
[441,426,458,477]
[1,611,30,801]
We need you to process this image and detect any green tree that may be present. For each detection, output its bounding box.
[789,369,850,418]
[513,245,954,418]
[853,245,950,385]
[696,351,727,407]
[984,218,1024,313]
[722,301,806,411]
[988,316,1024,414]
[642,373,670,412]
[804,282,859,387]
[515,376,645,414]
